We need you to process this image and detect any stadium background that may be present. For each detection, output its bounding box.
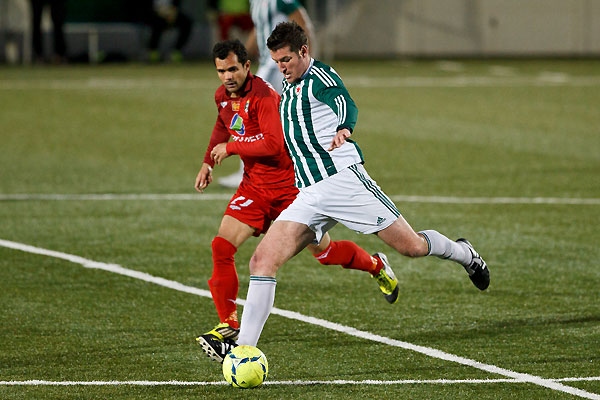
[1,0,599,63]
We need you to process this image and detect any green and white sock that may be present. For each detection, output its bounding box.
[419,230,472,266]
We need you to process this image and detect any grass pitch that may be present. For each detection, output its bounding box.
[0,59,599,399]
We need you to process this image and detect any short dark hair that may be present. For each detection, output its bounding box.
[267,22,307,53]
[212,39,248,65]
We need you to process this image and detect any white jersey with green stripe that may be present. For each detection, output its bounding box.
[280,59,364,188]
[250,0,301,68]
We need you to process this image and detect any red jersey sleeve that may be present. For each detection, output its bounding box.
[225,94,284,158]
[203,115,231,167]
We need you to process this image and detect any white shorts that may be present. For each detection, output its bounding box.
[276,163,400,244]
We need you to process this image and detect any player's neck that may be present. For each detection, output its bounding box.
[299,58,314,81]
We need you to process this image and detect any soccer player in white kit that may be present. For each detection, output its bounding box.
[200,22,490,359]
[247,0,315,94]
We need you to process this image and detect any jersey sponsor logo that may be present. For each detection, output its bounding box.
[232,101,240,111]
[229,196,254,211]
[229,113,246,135]
[231,133,264,143]
[220,101,227,108]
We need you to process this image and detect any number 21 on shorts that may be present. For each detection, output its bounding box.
[229,196,254,211]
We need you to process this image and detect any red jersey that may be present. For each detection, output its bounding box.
[203,73,295,190]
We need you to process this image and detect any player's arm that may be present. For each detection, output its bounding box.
[196,116,230,191]
[225,95,285,158]
[314,82,358,150]
[245,28,259,60]
[203,114,231,165]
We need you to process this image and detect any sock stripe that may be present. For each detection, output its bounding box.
[419,231,432,255]
[249,276,277,283]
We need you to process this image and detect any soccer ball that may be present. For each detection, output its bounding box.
[222,345,268,389]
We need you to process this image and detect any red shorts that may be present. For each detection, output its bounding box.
[224,182,299,236]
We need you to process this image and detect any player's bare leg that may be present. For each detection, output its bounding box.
[236,220,315,346]
[216,215,256,247]
[250,220,315,277]
[375,216,429,257]
[376,216,489,290]
[306,232,331,254]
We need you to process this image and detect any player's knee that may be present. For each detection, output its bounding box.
[248,253,266,275]
[248,251,277,277]
[399,240,427,258]
[211,236,237,263]
[388,236,427,258]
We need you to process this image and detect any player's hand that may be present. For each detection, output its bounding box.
[211,143,230,165]
[195,163,213,193]
[328,128,351,151]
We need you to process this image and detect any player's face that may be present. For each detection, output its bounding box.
[215,52,250,96]
[270,45,310,84]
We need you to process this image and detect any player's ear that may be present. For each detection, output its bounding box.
[300,45,308,58]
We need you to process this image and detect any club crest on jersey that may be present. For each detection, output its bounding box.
[232,101,240,111]
[229,113,245,135]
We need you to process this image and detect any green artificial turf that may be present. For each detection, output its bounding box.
[0,60,598,399]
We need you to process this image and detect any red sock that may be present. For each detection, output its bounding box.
[208,237,239,329]
[314,240,381,275]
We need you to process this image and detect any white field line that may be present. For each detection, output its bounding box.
[2,377,600,386]
[2,75,600,90]
[489,66,517,77]
[1,193,599,205]
[0,239,598,399]
[0,193,231,201]
[436,61,465,72]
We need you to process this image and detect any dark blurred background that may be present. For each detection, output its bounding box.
[1,0,599,64]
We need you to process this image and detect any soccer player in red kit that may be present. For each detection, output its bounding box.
[195,40,400,350]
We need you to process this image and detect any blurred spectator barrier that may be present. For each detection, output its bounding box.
[308,0,600,58]
[2,0,600,63]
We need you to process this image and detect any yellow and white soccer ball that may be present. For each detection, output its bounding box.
[222,345,268,389]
